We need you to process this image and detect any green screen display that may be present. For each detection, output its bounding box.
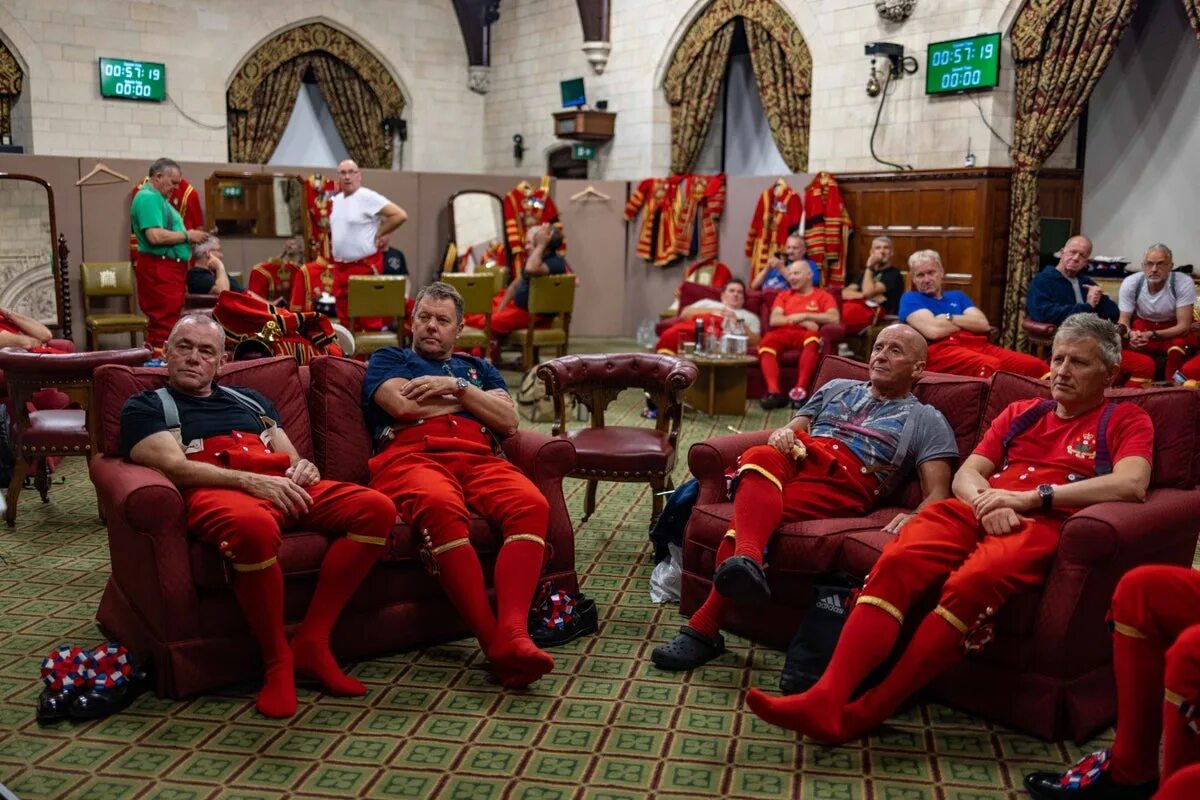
[925,33,1001,95]
[99,58,166,101]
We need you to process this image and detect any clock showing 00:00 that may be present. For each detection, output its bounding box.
[98,58,167,102]
[925,33,1001,95]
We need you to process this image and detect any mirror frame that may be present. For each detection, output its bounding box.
[204,171,309,244]
[0,173,70,339]
[446,189,506,273]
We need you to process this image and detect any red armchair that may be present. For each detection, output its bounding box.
[682,355,1200,742]
[89,355,578,699]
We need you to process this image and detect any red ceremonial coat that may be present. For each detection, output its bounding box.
[502,177,565,274]
[745,181,802,281]
[802,172,853,287]
[624,178,679,267]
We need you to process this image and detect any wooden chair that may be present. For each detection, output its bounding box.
[1022,317,1057,360]
[81,262,149,350]
[347,275,406,357]
[536,353,698,525]
[502,275,575,371]
[442,273,494,355]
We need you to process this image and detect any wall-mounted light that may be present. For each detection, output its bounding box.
[866,60,882,97]
[864,42,918,96]
[512,133,525,162]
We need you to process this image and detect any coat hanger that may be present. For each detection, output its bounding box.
[76,161,130,186]
[569,184,611,202]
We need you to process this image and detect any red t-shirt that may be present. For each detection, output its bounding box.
[772,288,837,318]
[974,398,1154,491]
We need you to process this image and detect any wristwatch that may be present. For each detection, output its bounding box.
[1149,330,1161,341]
[454,377,469,397]
[943,312,953,321]
[1036,483,1054,511]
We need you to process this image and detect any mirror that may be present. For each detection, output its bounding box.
[204,172,306,240]
[448,190,505,273]
[0,175,69,337]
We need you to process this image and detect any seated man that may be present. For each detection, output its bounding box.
[1118,243,1197,386]
[651,324,959,670]
[901,249,1046,379]
[186,240,244,297]
[121,314,394,718]
[840,235,904,334]
[1025,565,1200,800]
[1026,236,1118,326]
[365,282,555,688]
[757,261,839,410]
[746,314,1153,744]
[750,234,822,291]
[464,223,567,340]
[655,279,761,354]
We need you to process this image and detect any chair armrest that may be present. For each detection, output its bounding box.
[687,431,772,504]
[1057,489,1200,567]
[501,430,577,585]
[90,456,185,535]
[820,323,847,351]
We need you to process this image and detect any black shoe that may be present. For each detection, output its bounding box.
[37,685,83,725]
[529,596,599,648]
[1024,751,1156,800]
[713,555,771,604]
[759,393,789,410]
[651,626,726,671]
[68,667,150,721]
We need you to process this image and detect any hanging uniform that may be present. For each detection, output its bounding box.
[671,174,725,262]
[503,177,565,275]
[305,175,337,264]
[745,181,803,282]
[247,258,302,309]
[802,172,853,288]
[625,178,679,267]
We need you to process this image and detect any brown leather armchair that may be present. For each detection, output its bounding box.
[537,353,697,525]
[1021,317,1057,360]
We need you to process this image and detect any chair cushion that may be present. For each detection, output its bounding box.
[93,356,313,459]
[354,333,401,355]
[505,329,567,346]
[86,314,149,328]
[23,409,88,451]
[308,356,374,485]
[568,427,673,475]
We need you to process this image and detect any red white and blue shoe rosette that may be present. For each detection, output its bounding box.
[40,643,132,691]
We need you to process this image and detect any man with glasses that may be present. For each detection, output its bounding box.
[1117,244,1196,386]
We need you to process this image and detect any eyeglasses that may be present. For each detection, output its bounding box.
[1143,261,1170,268]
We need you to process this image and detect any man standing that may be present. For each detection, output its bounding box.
[655,279,760,354]
[365,282,555,688]
[652,324,959,670]
[757,261,840,410]
[840,236,904,334]
[750,234,822,291]
[900,249,1047,379]
[130,158,211,348]
[1117,243,1196,385]
[121,315,394,717]
[329,159,408,324]
[746,314,1153,744]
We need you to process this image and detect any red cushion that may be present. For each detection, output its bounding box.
[568,427,673,475]
[23,409,88,450]
[307,356,374,485]
[94,356,313,459]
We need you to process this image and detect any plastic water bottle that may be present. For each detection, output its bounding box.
[705,320,719,356]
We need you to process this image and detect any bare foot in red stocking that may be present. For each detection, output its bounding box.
[745,687,846,743]
[488,635,555,688]
[291,634,366,697]
[256,655,298,718]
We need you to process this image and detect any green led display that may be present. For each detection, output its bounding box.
[925,33,1001,95]
[99,58,166,102]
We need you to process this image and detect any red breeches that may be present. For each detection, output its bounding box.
[332,254,384,330]
[135,253,188,347]
[758,327,822,394]
[463,292,556,337]
[737,439,876,525]
[1125,319,1195,382]
[654,316,722,354]
[841,300,881,335]
[925,334,1047,379]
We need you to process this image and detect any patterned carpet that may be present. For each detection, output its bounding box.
[0,339,1121,800]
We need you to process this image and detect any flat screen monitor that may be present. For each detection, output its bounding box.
[926,33,1001,95]
[560,77,586,109]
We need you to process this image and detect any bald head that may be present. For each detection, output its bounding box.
[868,323,928,398]
[337,159,362,195]
[1057,236,1093,278]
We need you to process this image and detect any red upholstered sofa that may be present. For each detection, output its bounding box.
[682,355,1200,742]
[656,282,847,399]
[89,355,578,699]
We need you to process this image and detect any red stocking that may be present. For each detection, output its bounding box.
[730,473,783,564]
[687,537,735,638]
[760,352,782,394]
[233,563,295,718]
[487,537,554,687]
[1109,629,1167,784]
[434,538,497,652]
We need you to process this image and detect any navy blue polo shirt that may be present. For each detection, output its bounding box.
[362,347,507,439]
[512,254,567,310]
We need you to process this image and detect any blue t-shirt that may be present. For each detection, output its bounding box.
[362,347,506,439]
[898,290,975,323]
[760,258,821,290]
[512,254,567,309]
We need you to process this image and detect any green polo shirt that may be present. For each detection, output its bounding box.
[130,183,190,260]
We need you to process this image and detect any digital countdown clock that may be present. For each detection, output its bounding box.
[98,58,166,102]
[926,33,1001,95]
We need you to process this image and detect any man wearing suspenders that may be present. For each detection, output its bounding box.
[747,313,1154,744]
[120,314,395,718]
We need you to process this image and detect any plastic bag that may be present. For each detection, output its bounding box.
[649,543,683,604]
[636,318,658,350]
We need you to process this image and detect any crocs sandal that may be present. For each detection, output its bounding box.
[650,626,726,671]
[713,554,771,604]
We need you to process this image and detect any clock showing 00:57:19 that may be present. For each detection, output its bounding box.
[98,58,167,102]
[925,33,1001,95]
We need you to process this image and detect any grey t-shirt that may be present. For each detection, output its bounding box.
[797,379,958,482]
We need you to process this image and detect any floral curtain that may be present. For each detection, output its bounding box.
[1184,0,1200,37]
[664,21,735,175]
[308,54,390,169]
[227,58,306,164]
[1000,0,1137,347]
[0,41,22,140]
[744,18,811,172]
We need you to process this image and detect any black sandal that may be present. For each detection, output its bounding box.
[651,626,726,671]
[713,555,771,604]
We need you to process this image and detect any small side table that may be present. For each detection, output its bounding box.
[684,354,757,416]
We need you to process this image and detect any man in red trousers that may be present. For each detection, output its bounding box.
[757,260,840,410]
[1024,564,1200,800]
[364,282,555,688]
[121,314,394,718]
[746,313,1153,744]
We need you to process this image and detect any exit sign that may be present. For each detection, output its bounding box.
[220,184,244,198]
[98,58,166,101]
[571,144,596,160]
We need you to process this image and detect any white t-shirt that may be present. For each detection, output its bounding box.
[687,299,761,335]
[1118,272,1196,323]
[331,187,389,262]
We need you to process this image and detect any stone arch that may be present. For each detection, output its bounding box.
[0,12,39,149]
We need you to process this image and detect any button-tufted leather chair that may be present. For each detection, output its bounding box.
[537,353,698,525]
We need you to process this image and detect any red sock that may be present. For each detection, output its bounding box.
[1162,631,1200,782]
[794,341,820,393]
[731,473,783,564]
[1109,629,1166,784]
[760,352,782,394]
[434,536,497,652]
[233,563,296,718]
[745,604,900,741]
[840,610,964,741]
[487,537,554,688]
[687,537,734,638]
[292,537,383,697]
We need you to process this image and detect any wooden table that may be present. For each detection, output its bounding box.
[684,354,757,416]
